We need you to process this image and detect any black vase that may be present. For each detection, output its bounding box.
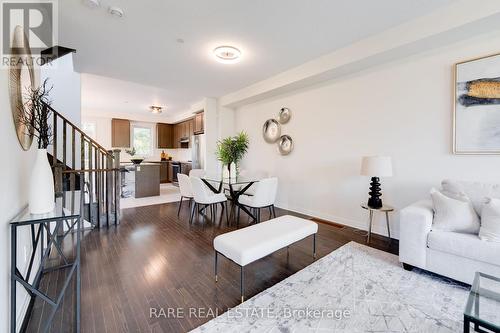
[367,177,383,209]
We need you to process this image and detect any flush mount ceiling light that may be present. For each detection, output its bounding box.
[213,45,241,64]
[109,6,124,18]
[150,106,163,114]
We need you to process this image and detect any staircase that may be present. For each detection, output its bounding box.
[47,103,121,228]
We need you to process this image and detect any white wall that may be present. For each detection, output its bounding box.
[234,32,500,238]
[0,69,37,330]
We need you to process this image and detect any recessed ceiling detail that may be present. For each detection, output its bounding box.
[109,6,124,18]
[213,46,241,64]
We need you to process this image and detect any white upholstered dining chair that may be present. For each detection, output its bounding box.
[177,174,194,216]
[190,177,229,225]
[237,177,278,223]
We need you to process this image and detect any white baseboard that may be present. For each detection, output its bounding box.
[275,203,399,240]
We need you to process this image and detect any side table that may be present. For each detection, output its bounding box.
[361,203,394,244]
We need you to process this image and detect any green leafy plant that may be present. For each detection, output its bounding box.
[125,147,136,156]
[215,132,249,174]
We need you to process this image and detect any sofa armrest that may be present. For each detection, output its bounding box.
[399,199,433,268]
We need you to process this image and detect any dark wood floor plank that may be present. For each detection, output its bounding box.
[24,200,397,333]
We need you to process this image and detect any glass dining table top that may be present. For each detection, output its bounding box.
[464,272,500,330]
[202,174,261,185]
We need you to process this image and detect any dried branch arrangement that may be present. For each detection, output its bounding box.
[18,79,54,149]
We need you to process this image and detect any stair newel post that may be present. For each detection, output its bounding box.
[112,149,121,225]
[106,151,113,228]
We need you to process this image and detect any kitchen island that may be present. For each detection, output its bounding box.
[121,163,160,198]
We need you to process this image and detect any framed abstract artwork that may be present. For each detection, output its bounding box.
[454,53,500,154]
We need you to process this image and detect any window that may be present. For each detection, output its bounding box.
[132,125,153,156]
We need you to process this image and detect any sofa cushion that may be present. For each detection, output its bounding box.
[430,188,480,234]
[427,230,500,266]
[480,198,500,242]
[442,179,500,216]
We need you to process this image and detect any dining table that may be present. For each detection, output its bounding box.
[200,175,261,223]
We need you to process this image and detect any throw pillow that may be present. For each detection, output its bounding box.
[479,198,500,242]
[430,188,480,234]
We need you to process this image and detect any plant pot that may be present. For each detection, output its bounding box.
[29,148,55,214]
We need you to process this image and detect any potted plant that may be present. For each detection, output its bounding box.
[125,147,143,165]
[215,132,249,178]
[18,79,55,214]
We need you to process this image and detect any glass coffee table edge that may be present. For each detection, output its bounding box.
[464,271,500,333]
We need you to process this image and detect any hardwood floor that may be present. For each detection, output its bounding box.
[25,201,398,333]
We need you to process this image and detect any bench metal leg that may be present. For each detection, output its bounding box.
[240,265,244,303]
[215,251,218,282]
[313,234,317,259]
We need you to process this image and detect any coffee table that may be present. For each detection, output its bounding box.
[464,272,500,333]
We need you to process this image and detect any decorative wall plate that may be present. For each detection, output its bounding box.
[263,119,281,143]
[9,25,35,151]
[278,135,294,155]
[278,107,291,124]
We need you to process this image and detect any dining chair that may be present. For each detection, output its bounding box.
[190,177,229,225]
[177,174,194,216]
[189,169,206,178]
[238,170,269,196]
[237,177,278,223]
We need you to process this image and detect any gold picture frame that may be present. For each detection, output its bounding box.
[9,25,35,151]
[453,52,500,155]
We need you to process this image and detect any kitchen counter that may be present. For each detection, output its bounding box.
[121,164,160,198]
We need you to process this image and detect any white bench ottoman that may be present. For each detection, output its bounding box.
[213,215,318,302]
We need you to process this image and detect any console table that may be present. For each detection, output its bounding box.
[10,194,82,333]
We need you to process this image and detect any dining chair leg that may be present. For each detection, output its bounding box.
[177,196,183,216]
[268,206,272,219]
[237,206,241,227]
[190,202,196,224]
[257,208,261,223]
[272,205,277,218]
[224,201,229,226]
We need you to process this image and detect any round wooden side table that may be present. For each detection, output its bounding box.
[361,203,394,244]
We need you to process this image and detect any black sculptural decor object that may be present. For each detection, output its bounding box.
[360,156,393,209]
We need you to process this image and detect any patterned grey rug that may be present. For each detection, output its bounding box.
[191,241,470,332]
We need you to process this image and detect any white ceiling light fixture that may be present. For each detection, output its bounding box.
[150,106,163,114]
[109,6,124,18]
[213,45,241,64]
[82,0,100,8]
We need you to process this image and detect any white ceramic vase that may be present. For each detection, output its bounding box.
[29,148,55,214]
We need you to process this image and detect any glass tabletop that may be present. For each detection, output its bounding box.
[202,175,261,185]
[464,272,500,329]
[11,192,81,225]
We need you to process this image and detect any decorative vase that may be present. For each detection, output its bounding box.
[29,148,55,214]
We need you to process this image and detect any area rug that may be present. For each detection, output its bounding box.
[191,241,470,332]
[120,183,181,209]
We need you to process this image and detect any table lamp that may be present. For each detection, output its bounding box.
[360,156,393,209]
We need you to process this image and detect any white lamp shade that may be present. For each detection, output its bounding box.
[360,156,393,177]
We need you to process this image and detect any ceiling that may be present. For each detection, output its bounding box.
[61,0,455,118]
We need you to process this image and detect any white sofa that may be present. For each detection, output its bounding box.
[399,180,500,284]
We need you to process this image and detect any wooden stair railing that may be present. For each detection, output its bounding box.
[47,103,121,228]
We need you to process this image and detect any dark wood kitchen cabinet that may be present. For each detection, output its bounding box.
[194,112,204,134]
[157,123,173,149]
[180,162,192,176]
[111,118,130,148]
[167,162,174,182]
[159,162,169,183]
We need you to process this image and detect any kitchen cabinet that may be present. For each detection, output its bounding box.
[173,124,180,148]
[160,162,169,183]
[188,120,194,147]
[157,123,173,149]
[194,112,204,134]
[112,118,130,148]
[180,162,192,176]
[167,162,174,182]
